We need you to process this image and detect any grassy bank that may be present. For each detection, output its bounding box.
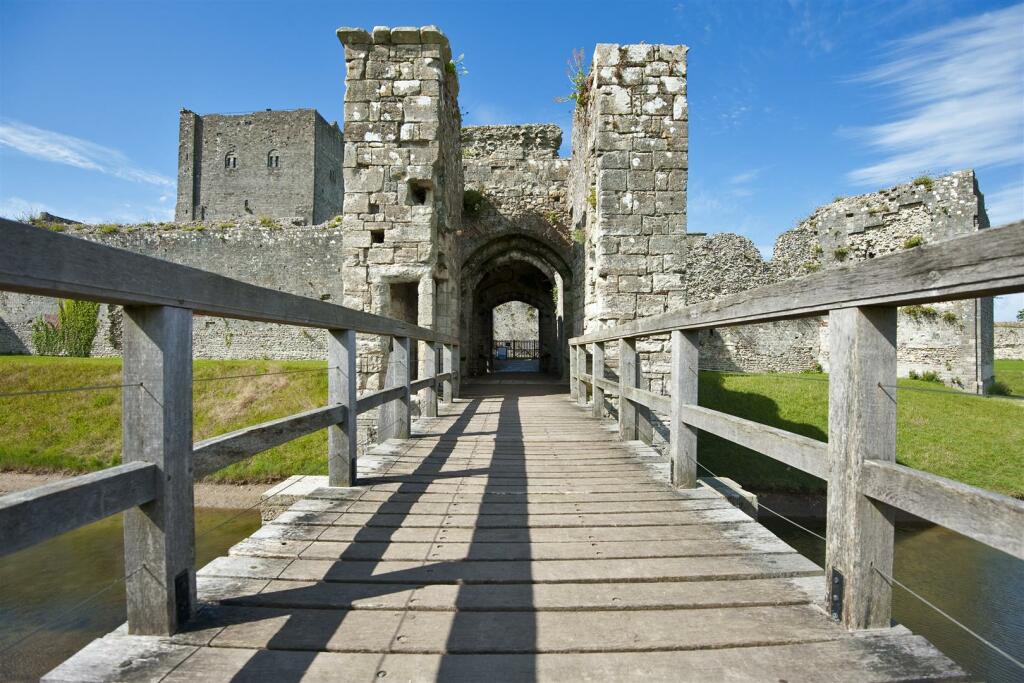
[0,356,1021,497]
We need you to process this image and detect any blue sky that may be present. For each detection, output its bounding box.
[1,0,1022,319]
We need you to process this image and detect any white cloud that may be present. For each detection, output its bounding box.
[0,196,51,220]
[984,179,1024,227]
[847,4,1024,186]
[995,293,1024,322]
[0,120,173,187]
[729,168,762,185]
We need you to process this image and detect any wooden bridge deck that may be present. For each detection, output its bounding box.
[47,377,963,682]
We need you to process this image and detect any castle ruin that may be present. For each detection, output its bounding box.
[0,25,997,453]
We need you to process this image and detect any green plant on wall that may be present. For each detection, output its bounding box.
[555,49,592,109]
[446,53,468,77]
[587,188,597,210]
[31,299,101,357]
[572,228,586,244]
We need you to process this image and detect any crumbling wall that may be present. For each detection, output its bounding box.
[0,220,344,358]
[493,301,539,340]
[995,323,1024,359]
[680,171,994,392]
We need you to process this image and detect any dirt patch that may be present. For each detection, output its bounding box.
[1,471,268,509]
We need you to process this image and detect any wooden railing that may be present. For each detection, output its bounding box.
[569,221,1024,631]
[0,218,460,635]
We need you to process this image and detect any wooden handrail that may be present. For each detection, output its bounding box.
[570,221,1024,345]
[0,219,457,344]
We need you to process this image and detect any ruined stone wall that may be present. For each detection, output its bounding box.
[492,301,539,340]
[0,220,343,359]
[337,25,462,447]
[995,323,1024,359]
[175,109,343,225]
[676,171,993,391]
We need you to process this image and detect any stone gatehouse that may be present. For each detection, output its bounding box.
[1,24,996,429]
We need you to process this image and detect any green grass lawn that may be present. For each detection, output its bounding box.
[994,358,1024,395]
[1,356,1021,497]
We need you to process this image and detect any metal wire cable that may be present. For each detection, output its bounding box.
[673,436,1021,672]
[0,382,141,399]
[192,366,335,384]
[871,564,1024,672]
[0,565,145,656]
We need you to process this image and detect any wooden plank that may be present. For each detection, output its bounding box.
[576,345,588,407]
[355,385,406,413]
[0,462,157,556]
[826,306,897,629]
[121,305,196,635]
[0,218,457,344]
[860,460,1024,560]
[410,376,436,394]
[619,338,638,440]
[678,405,828,480]
[328,329,357,487]
[591,342,605,418]
[620,383,672,416]
[571,220,1024,344]
[379,336,411,441]
[193,405,346,480]
[592,375,618,395]
[670,330,699,488]
[46,633,965,683]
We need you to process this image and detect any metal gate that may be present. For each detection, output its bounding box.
[493,339,540,360]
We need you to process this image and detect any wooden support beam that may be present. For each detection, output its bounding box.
[122,305,195,636]
[577,345,588,407]
[619,338,638,440]
[670,330,699,488]
[441,343,454,403]
[422,342,439,418]
[379,336,411,441]
[0,462,157,557]
[860,460,1024,561]
[328,329,358,487]
[194,405,346,480]
[356,385,406,414]
[678,405,827,480]
[410,376,436,393]
[591,342,605,418]
[568,343,578,400]
[826,306,897,630]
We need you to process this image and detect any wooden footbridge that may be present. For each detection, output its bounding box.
[2,218,1023,681]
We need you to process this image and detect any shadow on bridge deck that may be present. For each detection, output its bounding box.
[45,382,963,681]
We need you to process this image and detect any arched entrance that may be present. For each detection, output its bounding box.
[459,235,573,378]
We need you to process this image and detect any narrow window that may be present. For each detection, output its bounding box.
[267,150,280,168]
[368,202,379,214]
[370,229,385,244]
[225,152,237,169]
[407,180,431,206]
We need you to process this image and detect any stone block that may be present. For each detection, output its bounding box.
[653,272,685,292]
[618,236,649,254]
[596,67,620,86]
[599,254,647,275]
[598,86,632,115]
[598,151,630,169]
[662,76,685,94]
[617,275,652,293]
[368,248,395,264]
[653,151,686,169]
[391,26,421,43]
[404,96,439,122]
[598,292,638,318]
[394,80,421,96]
[601,215,643,235]
[623,44,654,64]
[595,132,631,151]
[629,152,653,170]
[371,26,391,43]
[673,95,688,120]
[337,27,372,45]
[594,43,620,66]
[419,25,447,45]
[600,169,628,192]
[621,66,645,85]
[346,167,384,192]
[655,191,686,213]
[628,171,656,191]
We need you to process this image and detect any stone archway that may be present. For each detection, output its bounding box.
[459,234,573,378]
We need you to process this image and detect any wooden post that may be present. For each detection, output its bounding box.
[327,329,357,487]
[826,306,897,630]
[451,343,461,398]
[423,342,439,417]
[122,305,195,635]
[619,337,637,441]
[379,336,411,441]
[670,330,700,488]
[442,343,454,403]
[576,345,588,407]
[591,342,605,418]
[569,342,578,400]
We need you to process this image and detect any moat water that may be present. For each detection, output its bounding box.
[763,518,1024,682]
[0,510,1020,680]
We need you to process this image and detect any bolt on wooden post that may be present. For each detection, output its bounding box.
[826,306,897,629]
[380,336,412,441]
[121,305,195,635]
[328,329,358,487]
[670,330,699,488]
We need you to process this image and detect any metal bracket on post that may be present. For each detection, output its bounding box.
[829,568,845,621]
